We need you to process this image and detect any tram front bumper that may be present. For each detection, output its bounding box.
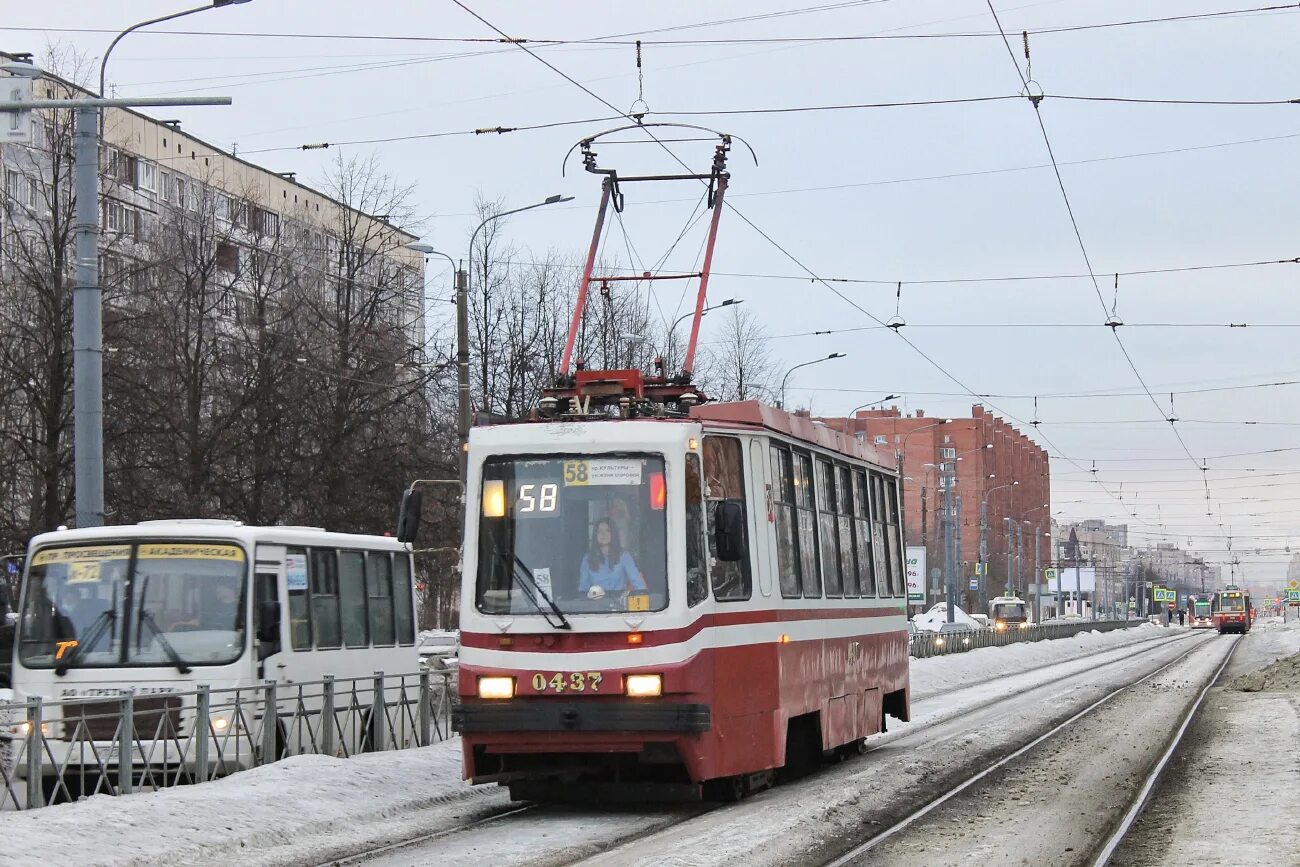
[454,700,711,734]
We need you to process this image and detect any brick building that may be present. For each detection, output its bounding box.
[814,405,1051,612]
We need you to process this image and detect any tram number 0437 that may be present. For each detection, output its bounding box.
[531,671,604,693]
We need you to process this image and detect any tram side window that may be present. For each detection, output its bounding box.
[704,436,752,602]
[837,465,859,597]
[884,478,904,596]
[367,552,395,646]
[338,550,368,647]
[771,446,802,599]
[817,459,842,597]
[853,470,877,596]
[310,549,342,648]
[393,555,415,645]
[872,474,901,596]
[868,473,889,598]
[685,451,708,607]
[794,452,821,597]
[286,548,311,650]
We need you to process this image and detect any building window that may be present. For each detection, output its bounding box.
[873,435,887,445]
[940,447,956,459]
[138,160,157,192]
[216,241,240,272]
[4,170,22,203]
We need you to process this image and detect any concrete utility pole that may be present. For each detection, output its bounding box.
[455,267,470,483]
[943,462,956,624]
[1015,522,1024,597]
[1033,524,1042,623]
[0,89,231,527]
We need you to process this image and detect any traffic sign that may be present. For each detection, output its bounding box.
[975,562,986,576]
[1286,589,1300,602]
[969,578,979,590]
[1044,568,1057,581]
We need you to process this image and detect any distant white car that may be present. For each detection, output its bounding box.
[417,630,459,670]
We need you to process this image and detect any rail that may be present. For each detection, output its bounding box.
[909,618,1141,659]
[0,669,455,811]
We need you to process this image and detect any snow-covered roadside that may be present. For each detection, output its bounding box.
[0,623,1179,867]
[911,621,1170,699]
[0,739,491,867]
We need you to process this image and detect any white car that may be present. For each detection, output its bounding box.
[417,630,460,670]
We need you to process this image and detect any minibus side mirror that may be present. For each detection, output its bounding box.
[396,487,423,544]
[714,500,747,562]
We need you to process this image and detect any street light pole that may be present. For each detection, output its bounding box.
[979,480,1018,613]
[8,16,238,529]
[464,194,572,482]
[778,352,845,408]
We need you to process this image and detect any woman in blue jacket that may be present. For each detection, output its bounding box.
[580,518,646,597]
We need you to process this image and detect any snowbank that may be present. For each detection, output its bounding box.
[911,622,1167,699]
[0,739,481,867]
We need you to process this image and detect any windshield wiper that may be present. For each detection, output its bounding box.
[495,550,571,630]
[136,609,192,675]
[54,608,116,676]
[135,576,191,674]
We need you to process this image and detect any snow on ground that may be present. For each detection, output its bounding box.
[910,621,1169,700]
[0,623,1176,867]
[1115,619,1300,866]
[0,739,488,867]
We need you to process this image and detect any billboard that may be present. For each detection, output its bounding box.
[1049,567,1096,593]
[905,547,926,605]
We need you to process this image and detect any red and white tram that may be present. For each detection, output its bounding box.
[398,124,909,800]
[441,397,910,800]
[1213,587,1253,634]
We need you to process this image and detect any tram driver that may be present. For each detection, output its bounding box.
[579,518,647,599]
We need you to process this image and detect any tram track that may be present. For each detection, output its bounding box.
[1087,634,1241,867]
[821,632,1232,867]
[298,630,1204,867]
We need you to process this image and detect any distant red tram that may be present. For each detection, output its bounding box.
[1212,588,1253,634]
[447,401,911,800]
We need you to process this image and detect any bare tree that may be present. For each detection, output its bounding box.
[0,52,102,548]
[696,305,776,403]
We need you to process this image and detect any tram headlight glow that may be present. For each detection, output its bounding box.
[625,674,663,698]
[1019,621,1030,630]
[477,676,515,700]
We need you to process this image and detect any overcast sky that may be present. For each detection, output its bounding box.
[6,0,1300,587]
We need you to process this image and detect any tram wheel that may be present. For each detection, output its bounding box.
[703,774,746,803]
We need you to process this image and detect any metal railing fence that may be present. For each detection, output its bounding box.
[909,618,1141,659]
[0,669,454,811]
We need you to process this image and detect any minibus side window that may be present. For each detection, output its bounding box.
[366,552,395,646]
[286,548,311,651]
[338,551,368,647]
[310,549,341,648]
[393,555,415,645]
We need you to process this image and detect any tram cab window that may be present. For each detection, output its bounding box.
[685,452,708,607]
[476,454,669,615]
[703,436,751,602]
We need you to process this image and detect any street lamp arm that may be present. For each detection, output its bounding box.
[468,195,575,268]
[100,4,232,97]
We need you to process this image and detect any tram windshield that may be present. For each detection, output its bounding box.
[1193,601,1212,617]
[18,541,247,669]
[993,602,1027,620]
[1219,594,1246,612]
[476,454,669,616]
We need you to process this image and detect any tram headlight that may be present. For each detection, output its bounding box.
[1019,621,1030,630]
[625,674,663,698]
[477,676,515,700]
[994,621,1008,632]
